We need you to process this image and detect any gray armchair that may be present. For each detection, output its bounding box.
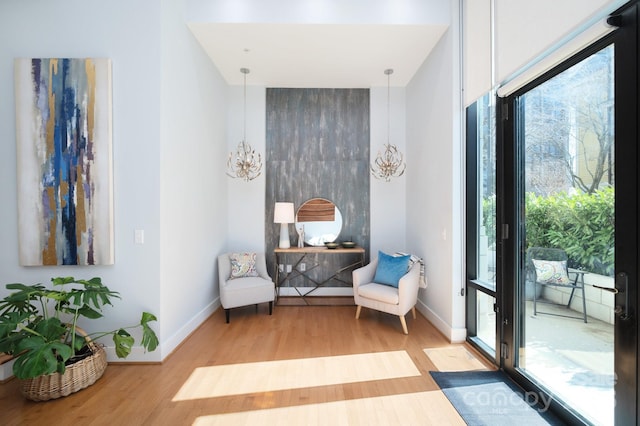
[218,252,275,323]
[353,258,421,334]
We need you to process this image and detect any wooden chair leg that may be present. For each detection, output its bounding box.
[225,309,230,324]
[355,305,362,319]
[255,304,258,313]
[269,301,273,315]
[399,315,408,334]
[411,306,416,319]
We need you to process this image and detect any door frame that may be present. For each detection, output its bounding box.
[497,4,639,424]
[464,3,639,424]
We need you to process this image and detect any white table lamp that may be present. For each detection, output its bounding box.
[274,202,295,249]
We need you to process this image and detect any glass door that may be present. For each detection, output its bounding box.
[517,43,615,425]
[466,93,498,360]
[500,4,638,424]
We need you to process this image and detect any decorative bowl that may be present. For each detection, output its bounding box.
[325,242,339,249]
[341,241,356,249]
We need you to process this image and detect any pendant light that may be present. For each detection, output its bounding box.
[370,68,406,182]
[226,68,263,181]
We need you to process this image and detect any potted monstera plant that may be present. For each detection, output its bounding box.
[0,276,158,401]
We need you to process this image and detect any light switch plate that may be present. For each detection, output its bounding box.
[134,229,145,244]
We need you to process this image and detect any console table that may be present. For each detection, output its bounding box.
[274,246,365,304]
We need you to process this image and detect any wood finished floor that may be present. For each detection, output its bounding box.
[0,303,493,425]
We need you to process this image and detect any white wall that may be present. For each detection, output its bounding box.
[159,0,230,358]
[406,0,466,342]
[0,0,230,362]
[0,0,163,359]
[370,86,407,256]
[226,85,267,253]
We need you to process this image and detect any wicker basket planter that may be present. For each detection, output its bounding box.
[1,277,158,401]
[20,329,107,401]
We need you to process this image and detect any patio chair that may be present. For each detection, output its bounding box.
[527,247,587,323]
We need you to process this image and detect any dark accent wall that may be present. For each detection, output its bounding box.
[265,88,370,285]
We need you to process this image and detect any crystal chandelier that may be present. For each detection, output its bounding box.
[226,68,263,181]
[370,69,406,182]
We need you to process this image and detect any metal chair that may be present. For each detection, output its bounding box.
[527,247,587,323]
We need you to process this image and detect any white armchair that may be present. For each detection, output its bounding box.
[353,258,421,334]
[218,252,275,323]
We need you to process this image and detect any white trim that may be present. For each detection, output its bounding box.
[416,299,467,343]
[0,358,15,382]
[277,287,354,297]
[106,299,219,363]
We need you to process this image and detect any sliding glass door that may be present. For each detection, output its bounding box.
[467,3,639,424]
[514,42,616,425]
[500,5,638,425]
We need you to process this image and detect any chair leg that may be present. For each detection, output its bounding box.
[355,305,362,319]
[269,301,273,315]
[581,282,588,323]
[399,315,408,335]
[255,304,258,313]
[225,309,230,324]
[411,306,416,319]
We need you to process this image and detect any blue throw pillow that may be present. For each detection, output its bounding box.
[373,251,411,288]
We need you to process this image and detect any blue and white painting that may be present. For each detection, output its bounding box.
[15,58,113,265]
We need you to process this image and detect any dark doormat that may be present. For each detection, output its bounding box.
[430,370,566,425]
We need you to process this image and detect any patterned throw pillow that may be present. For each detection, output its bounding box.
[532,259,570,284]
[229,252,260,279]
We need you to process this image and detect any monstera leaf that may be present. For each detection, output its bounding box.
[13,336,72,379]
[0,277,159,382]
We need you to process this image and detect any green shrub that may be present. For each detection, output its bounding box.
[481,187,614,276]
[524,187,614,276]
[482,194,496,250]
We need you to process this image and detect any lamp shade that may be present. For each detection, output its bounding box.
[274,202,295,224]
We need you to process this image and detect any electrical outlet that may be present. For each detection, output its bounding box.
[278,264,284,272]
[300,263,306,272]
[286,264,292,273]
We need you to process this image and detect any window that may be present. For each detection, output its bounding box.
[466,92,498,357]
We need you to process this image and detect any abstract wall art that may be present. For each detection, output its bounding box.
[15,58,113,266]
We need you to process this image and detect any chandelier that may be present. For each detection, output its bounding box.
[226,68,263,181]
[370,68,406,182]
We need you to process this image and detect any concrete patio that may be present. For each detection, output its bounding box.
[521,300,614,426]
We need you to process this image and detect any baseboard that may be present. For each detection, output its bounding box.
[277,287,354,297]
[2,298,220,368]
[104,298,220,363]
[0,356,15,382]
[416,299,467,343]
[275,288,467,342]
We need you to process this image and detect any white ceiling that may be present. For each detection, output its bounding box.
[188,23,448,87]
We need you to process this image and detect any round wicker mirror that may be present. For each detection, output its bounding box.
[295,198,342,246]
